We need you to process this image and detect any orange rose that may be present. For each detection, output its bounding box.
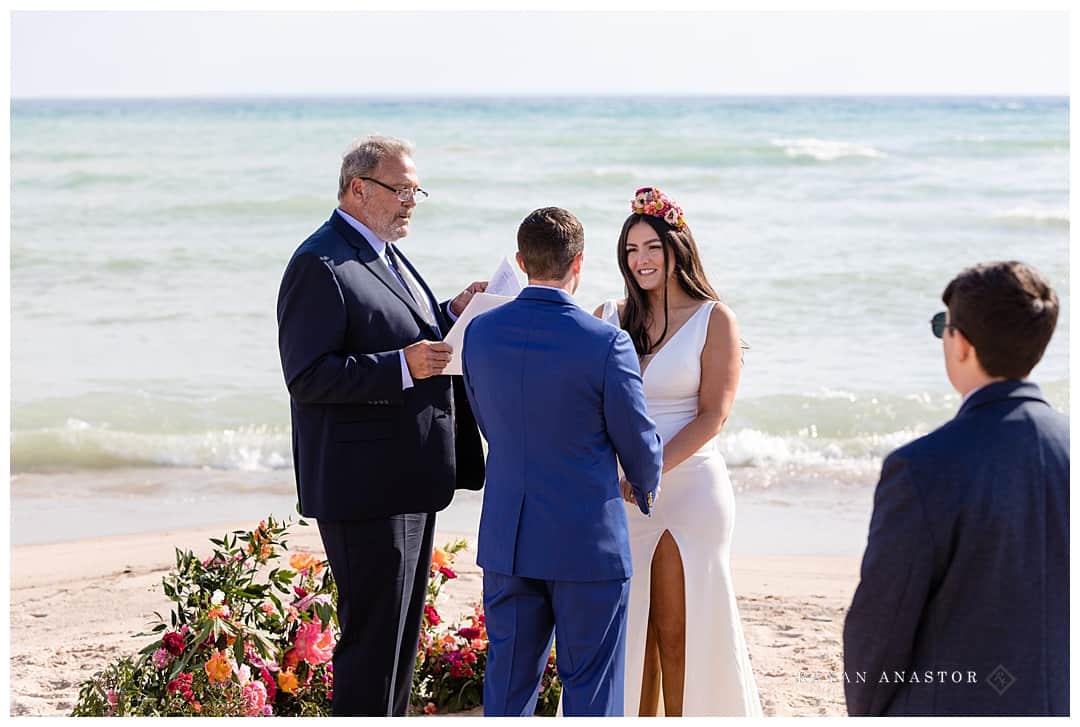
[289,552,325,575]
[277,670,299,694]
[204,650,232,684]
[431,547,451,570]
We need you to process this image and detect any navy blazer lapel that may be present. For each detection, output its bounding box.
[956,379,1047,418]
[328,212,439,336]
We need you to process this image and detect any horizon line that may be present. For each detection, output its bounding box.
[11,91,1071,101]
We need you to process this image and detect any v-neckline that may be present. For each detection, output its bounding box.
[640,302,713,379]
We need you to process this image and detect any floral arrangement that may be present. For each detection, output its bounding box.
[71,517,562,717]
[410,541,562,716]
[71,517,336,716]
[631,186,687,230]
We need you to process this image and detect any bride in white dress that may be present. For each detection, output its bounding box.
[594,187,761,716]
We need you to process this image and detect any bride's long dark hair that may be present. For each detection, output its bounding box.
[616,214,720,356]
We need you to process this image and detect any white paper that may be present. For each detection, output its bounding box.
[485,256,523,297]
[442,257,521,375]
[443,292,515,376]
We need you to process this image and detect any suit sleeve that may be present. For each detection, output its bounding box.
[843,453,935,716]
[277,251,404,405]
[603,330,663,507]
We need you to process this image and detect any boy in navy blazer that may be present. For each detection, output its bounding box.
[844,261,1068,716]
[462,207,663,716]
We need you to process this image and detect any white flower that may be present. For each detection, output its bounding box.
[211,589,225,605]
[238,664,252,685]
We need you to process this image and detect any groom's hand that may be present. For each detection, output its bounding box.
[404,340,453,379]
[450,281,489,316]
[622,477,656,515]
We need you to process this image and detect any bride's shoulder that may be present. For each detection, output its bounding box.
[591,298,627,319]
[708,300,736,324]
[704,300,739,343]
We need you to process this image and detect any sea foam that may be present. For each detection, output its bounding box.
[993,207,1070,226]
[769,137,887,161]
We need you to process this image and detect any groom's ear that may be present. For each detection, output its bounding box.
[515,251,529,275]
[571,251,584,274]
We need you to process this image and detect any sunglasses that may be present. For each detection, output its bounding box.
[930,311,960,339]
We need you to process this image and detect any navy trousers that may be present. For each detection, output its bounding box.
[482,570,630,716]
[318,513,434,716]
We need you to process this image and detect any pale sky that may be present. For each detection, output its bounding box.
[10,11,1071,97]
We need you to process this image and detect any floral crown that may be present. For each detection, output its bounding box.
[630,186,687,230]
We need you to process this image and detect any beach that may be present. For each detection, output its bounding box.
[9,94,1067,718]
[10,517,860,717]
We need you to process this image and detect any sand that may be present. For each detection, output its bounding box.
[8,521,860,717]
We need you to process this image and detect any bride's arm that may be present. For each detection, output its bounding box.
[658,303,741,473]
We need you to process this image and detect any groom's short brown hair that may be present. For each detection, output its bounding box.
[517,207,584,281]
[943,260,1058,379]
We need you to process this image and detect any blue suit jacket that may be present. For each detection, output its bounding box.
[276,212,484,520]
[844,380,1069,716]
[462,286,663,582]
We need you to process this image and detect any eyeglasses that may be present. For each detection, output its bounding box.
[359,176,429,203]
[930,311,962,339]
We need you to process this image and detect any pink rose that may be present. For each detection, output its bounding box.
[438,566,457,580]
[152,648,172,670]
[293,619,334,666]
[424,604,441,626]
[241,680,268,716]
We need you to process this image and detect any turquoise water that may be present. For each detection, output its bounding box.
[9,96,1069,541]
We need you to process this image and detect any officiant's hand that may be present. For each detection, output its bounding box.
[450,281,489,316]
[405,340,453,379]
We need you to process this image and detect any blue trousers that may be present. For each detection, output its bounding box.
[482,570,630,716]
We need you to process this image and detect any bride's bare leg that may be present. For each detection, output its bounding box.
[638,620,661,715]
[649,530,686,716]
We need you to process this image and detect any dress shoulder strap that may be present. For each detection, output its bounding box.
[601,299,621,327]
[694,301,717,354]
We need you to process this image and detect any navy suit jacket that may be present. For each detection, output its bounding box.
[844,380,1069,716]
[276,211,484,520]
[462,286,663,582]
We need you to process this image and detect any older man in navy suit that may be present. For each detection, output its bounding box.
[462,207,663,716]
[844,261,1068,716]
[277,135,486,716]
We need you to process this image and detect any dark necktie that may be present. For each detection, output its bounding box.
[385,245,437,331]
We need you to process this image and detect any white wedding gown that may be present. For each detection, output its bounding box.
[602,300,762,717]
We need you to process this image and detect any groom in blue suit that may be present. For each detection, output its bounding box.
[462,207,663,716]
[844,261,1068,716]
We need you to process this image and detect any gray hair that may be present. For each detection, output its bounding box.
[337,135,415,201]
